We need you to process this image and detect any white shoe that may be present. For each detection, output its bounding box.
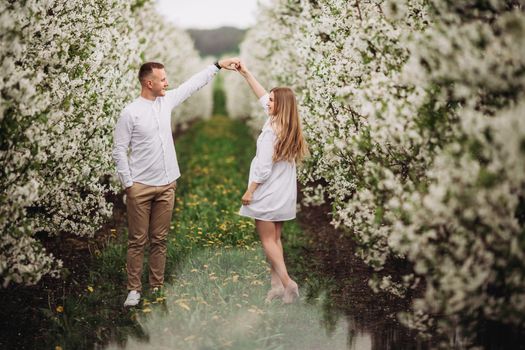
[124,290,141,307]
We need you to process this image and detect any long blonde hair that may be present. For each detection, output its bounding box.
[270,87,308,163]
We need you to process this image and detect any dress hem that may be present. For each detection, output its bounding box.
[237,212,295,222]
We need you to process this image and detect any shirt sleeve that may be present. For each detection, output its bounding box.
[252,130,275,184]
[165,65,219,109]
[259,93,270,115]
[112,110,134,188]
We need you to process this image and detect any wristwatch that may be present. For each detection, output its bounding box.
[214,61,221,70]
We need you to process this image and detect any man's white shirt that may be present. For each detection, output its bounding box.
[112,65,219,188]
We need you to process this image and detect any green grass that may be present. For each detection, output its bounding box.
[106,248,350,350]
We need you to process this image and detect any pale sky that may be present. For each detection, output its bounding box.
[156,0,271,29]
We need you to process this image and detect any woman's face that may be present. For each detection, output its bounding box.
[268,92,275,115]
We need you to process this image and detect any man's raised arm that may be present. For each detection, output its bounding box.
[166,57,240,109]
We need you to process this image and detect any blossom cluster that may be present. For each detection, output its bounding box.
[227,0,525,341]
[0,0,210,287]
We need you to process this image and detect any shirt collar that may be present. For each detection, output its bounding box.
[138,96,156,104]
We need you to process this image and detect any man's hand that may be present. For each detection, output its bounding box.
[219,57,240,71]
[241,189,253,206]
[125,183,134,194]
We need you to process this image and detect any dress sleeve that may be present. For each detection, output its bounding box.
[259,93,270,115]
[252,130,275,184]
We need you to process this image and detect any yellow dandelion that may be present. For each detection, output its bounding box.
[177,302,191,311]
[87,286,94,293]
[56,305,64,313]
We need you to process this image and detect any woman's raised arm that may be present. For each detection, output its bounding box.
[237,61,267,99]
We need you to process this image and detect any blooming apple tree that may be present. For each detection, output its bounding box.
[229,0,525,340]
[0,0,211,287]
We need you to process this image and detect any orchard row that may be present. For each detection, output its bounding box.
[0,1,212,288]
[224,0,525,341]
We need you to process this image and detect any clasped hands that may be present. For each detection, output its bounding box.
[217,57,240,71]
[217,57,249,75]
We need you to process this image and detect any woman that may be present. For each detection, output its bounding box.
[237,61,308,304]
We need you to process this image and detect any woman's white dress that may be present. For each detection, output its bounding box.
[239,94,297,221]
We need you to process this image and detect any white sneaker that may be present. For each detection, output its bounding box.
[124,290,141,307]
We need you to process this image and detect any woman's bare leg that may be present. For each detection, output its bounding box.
[256,220,291,287]
[270,222,284,288]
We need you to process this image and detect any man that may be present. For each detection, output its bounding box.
[113,58,240,307]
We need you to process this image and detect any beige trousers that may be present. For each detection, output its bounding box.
[125,181,176,291]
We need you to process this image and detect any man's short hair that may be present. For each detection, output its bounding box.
[138,62,165,84]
